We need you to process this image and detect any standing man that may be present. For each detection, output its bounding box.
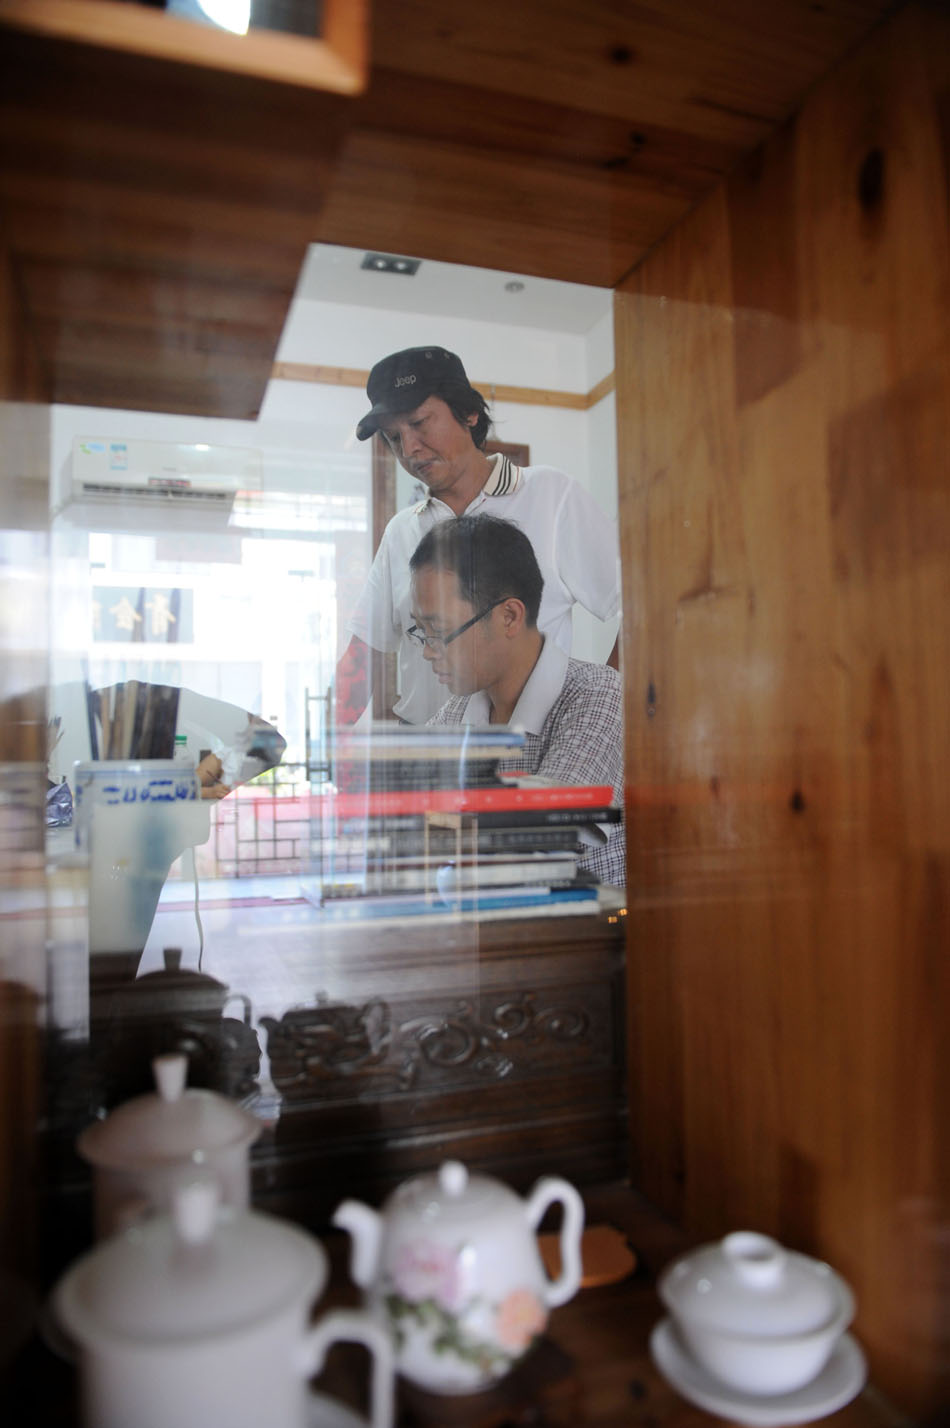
[336,346,621,724]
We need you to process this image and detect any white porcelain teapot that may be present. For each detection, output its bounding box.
[53,1179,394,1428]
[77,1052,260,1238]
[332,1160,584,1395]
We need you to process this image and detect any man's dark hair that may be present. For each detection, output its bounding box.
[410,515,543,626]
[440,378,492,447]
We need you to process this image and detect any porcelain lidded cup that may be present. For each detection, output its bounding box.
[53,1178,394,1428]
[333,1159,584,1395]
[77,1052,260,1238]
[658,1230,856,1396]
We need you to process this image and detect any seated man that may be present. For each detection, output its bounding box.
[409,513,625,887]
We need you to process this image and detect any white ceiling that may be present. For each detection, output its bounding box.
[293,243,613,336]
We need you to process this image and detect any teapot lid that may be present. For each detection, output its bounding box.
[388,1160,520,1224]
[658,1231,853,1337]
[77,1054,260,1170]
[54,1180,326,1347]
[114,947,229,998]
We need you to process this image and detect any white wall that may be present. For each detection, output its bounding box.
[275,297,590,390]
[571,308,620,663]
[583,310,619,516]
[271,296,597,488]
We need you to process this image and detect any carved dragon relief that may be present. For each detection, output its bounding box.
[261,990,598,1102]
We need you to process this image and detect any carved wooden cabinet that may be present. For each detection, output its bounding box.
[42,903,627,1265]
[250,911,628,1228]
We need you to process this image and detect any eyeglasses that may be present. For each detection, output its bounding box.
[407,599,507,650]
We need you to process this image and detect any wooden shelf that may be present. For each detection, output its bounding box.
[8,1183,897,1427]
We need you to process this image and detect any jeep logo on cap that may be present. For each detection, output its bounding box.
[394,374,416,388]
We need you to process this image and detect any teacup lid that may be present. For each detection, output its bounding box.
[54,1179,326,1347]
[658,1231,853,1337]
[77,1054,261,1170]
[388,1160,520,1225]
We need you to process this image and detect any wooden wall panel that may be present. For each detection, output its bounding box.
[365,0,893,148]
[314,0,893,289]
[615,4,949,1418]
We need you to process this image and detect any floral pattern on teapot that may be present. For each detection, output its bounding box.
[383,1236,548,1378]
[333,1161,584,1394]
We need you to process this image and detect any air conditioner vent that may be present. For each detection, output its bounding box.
[59,436,263,533]
[78,481,234,505]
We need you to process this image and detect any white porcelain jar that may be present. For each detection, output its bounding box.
[53,1180,394,1428]
[658,1230,855,1395]
[73,760,209,956]
[333,1159,584,1395]
[77,1054,260,1238]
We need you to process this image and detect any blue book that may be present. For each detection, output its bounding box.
[307,883,599,921]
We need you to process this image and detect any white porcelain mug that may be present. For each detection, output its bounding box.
[53,1181,394,1428]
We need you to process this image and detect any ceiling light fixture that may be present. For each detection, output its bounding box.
[196,0,250,33]
[361,252,421,276]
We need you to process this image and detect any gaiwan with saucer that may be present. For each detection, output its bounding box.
[650,1318,867,1427]
[657,1231,857,1398]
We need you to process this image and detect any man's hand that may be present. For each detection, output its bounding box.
[196,752,231,800]
[334,636,372,724]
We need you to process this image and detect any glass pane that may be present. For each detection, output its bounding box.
[43,244,626,1258]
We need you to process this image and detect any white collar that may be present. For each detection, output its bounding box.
[481,453,522,497]
[415,453,522,514]
[463,636,568,736]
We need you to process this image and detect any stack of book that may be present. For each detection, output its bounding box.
[330,722,526,793]
[308,725,620,920]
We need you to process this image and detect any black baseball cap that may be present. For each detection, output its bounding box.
[356,346,469,440]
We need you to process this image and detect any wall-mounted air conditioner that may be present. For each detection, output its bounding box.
[58,437,263,532]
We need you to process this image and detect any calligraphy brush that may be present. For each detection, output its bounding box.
[150,684,179,759]
[121,680,137,759]
[139,683,157,760]
[130,680,147,759]
[85,680,99,761]
[97,688,112,761]
[108,683,125,760]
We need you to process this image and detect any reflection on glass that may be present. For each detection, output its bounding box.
[41,244,623,1266]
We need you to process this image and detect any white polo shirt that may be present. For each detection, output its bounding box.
[348,455,621,724]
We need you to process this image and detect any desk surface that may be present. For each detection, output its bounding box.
[11,1183,894,1428]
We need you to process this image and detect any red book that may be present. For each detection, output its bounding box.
[314,783,615,819]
